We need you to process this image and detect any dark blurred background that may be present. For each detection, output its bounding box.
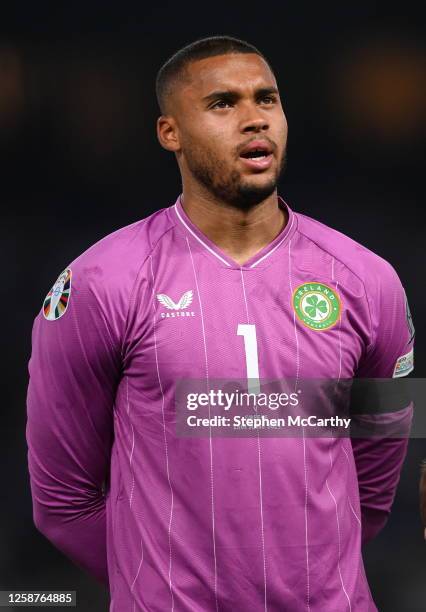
[1,2,425,610]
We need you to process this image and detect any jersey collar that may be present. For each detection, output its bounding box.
[172,193,297,270]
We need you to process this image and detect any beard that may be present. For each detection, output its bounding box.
[183,140,287,210]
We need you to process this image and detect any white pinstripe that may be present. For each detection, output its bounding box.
[149,255,175,611]
[301,427,310,612]
[341,446,362,527]
[325,477,352,611]
[131,536,144,611]
[127,378,136,509]
[239,267,268,612]
[331,258,342,382]
[239,267,250,334]
[331,257,355,606]
[327,443,351,611]
[129,426,135,508]
[288,239,310,611]
[186,237,219,612]
[174,204,231,267]
[288,240,301,390]
[126,362,143,612]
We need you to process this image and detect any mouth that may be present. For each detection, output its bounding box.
[238,140,274,172]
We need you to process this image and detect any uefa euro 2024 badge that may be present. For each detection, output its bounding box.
[43,268,72,321]
[292,282,341,331]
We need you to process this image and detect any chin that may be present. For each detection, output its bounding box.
[234,180,278,208]
[241,176,277,195]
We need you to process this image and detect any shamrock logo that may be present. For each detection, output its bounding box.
[293,282,341,331]
[304,294,328,319]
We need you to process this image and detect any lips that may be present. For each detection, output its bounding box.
[239,139,274,171]
[239,140,273,158]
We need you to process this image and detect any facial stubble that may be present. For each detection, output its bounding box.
[184,139,287,210]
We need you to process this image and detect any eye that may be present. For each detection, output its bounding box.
[259,95,277,104]
[211,99,232,109]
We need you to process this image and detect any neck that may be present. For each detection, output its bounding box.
[179,185,287,266]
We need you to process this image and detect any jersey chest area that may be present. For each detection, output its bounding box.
[126,259,362,387]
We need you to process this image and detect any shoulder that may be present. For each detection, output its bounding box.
[67,205,176,293]
[294,210,404,296]
[40,205,176,328]
[72,205,174,274]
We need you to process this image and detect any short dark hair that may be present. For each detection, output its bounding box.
[155,35,274,114]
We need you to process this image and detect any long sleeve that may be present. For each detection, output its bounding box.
[351,261,414,545]
[26,261,124,585]
[351,410,412,544]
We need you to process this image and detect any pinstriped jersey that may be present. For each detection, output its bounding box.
[26,194,414,611]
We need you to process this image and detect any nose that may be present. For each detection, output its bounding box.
[239,104,269,134]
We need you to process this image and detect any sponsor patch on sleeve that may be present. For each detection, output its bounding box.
[393,347,414,378]
[43,267,72,321]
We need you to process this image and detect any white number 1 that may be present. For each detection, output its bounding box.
[237,324,260,394]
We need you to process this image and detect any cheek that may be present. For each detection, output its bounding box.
[282,114,289,141]
[276,111,288,138]
[274,117,288,159]
[185,129,228,163]
[197,116,233,150]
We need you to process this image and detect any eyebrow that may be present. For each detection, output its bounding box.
[202,86,279,104]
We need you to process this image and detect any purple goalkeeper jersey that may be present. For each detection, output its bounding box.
[26,195,414,611]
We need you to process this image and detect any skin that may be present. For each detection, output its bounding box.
[157,53,288,266]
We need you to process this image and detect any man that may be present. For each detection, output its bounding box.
[26,36,415,611]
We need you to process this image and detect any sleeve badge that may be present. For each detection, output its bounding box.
[43,268,72,321]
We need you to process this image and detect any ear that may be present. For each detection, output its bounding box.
[157,115,181,152]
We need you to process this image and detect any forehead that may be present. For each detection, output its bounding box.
[183,53,277,98]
